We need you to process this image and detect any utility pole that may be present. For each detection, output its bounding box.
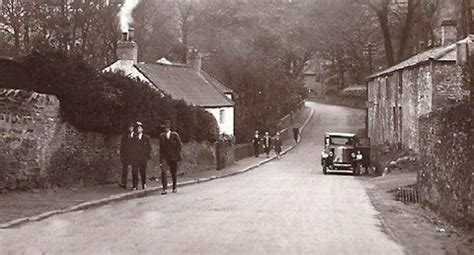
[364,43,377,74]
[363,43,377,139]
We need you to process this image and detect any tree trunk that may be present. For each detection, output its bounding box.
[376,1,395,66]
[397,0,418,62]
[13,28,21,57]
[23,9,30,52]
[182,20,189,63]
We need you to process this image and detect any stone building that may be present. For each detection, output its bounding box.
[104,30,235,135]
[366,22,470,153]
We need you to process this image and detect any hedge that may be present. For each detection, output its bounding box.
[4,50,218,142]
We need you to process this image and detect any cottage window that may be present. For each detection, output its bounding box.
[219,109,225,124]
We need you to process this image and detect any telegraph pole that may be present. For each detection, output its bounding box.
[363,43,377,138]
[364,43,377,74]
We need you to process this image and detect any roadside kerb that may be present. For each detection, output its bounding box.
[0,104,314,229]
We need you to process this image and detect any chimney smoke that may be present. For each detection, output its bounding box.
[118,0,140,33]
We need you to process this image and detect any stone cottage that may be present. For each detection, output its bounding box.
[366,21,470,153]
[103,30,235,136]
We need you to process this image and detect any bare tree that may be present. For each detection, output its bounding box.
[0,0,25,56]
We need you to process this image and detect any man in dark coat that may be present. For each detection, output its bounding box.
[130,122,152,191]
[251,131,261,157]
[159,120,182,194]
[262,132,272,158]
[292,126,300,143]
[273,132,283,159]
[118,122,135,189]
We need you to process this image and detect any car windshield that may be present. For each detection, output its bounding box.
[329,137,353,146]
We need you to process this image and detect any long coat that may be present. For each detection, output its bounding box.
[159,131,183,162]
[120,132,134,163]
[262,136,272,149]
[273,138,282,152]
[129,134,152,163]
[251,135,260,147]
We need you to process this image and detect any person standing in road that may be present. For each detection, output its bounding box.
[130,122,152,191]
[273,132,282,159]
[262,132,272,158]
[292,126,300,143]
[159,120,183,195]
[251,131,261,158]
[118,122,135,189]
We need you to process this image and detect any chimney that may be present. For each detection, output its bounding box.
[441,20,457,46]
[117,28,138,64]
[186,47,202,72]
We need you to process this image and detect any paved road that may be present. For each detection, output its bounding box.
[0,102,405,255]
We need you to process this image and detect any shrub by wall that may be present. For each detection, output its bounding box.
[9,50,218,142]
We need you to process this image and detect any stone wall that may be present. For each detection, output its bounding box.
[418,103,473,228]
[47,123,217,187]
[309,95,366,109]
[432,63,468,108]
[0,89,60,189]
[0,89,217,190]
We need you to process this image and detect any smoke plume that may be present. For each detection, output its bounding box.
[119,0,140,32]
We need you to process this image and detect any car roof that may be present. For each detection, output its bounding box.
[325,132,356,138]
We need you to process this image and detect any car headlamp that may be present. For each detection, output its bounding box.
[321,152,329,158]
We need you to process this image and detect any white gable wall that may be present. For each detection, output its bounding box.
[206,107,234,136]
[103,60,151,84]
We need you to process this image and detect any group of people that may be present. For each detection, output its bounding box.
[251,126,300,159]
[251,131,283,158]
[119,122,300,192]
[119,120,182,195]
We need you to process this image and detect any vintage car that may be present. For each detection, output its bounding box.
[320,133,370,175]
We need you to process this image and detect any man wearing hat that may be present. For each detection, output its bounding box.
[130,121,152,191]
[118,122,135,189]
[159,120,182,194]
[251,130,261,158]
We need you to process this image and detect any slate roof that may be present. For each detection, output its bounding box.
[200,71,233,94]
[368,39,460,80]
[135,63,234,107]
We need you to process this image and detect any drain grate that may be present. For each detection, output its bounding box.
[396,187,419,203]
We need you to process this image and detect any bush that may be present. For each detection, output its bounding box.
[4,50,218,142]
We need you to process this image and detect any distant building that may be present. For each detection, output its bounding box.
[366,21,470,152]
[103,30,235,135]
[303,58,332,96]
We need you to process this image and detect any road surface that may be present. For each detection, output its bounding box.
[0,102,405,255]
